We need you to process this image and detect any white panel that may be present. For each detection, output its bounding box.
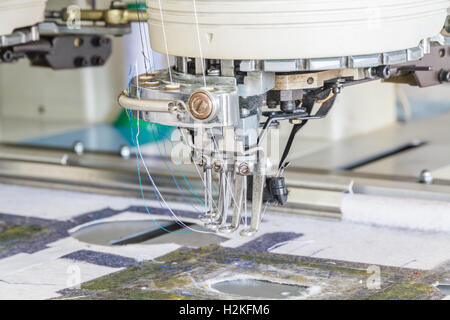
[148,0,450,59]
[0,0,47,35]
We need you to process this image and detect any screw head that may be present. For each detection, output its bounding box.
[439,69,450,83]
[213,161,222,172]
[419,169,433,184]
[196,157,206,167]
[207,68,220,76]
[188,91,214,120]
[238,163,250,176]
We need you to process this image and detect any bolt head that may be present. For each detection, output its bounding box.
[196,157,206,167]
[439,69,450,82]
[238,163,250,175]
[213,161,222,172]
[188,92,214,120]
[207,68,220,76]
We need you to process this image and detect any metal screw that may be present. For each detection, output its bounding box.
[207,68,220,76]
[438,69,450,83]
[419,169,433,184]
[289,119,302,125]
[370,65,391,79]
[1,50,14,62]
[119,145,131,159]
[74,57,88,68]
[238,163,250,176]
[188,91,214,120]
[213,161,222,172]
[73,141,84,155]
[91,56,105,66]
[168,103,178,113]
[307,77,314,85]
[196,157,206,167]
[177,102,187,112]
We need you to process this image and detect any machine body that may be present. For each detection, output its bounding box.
[119,0,450,236]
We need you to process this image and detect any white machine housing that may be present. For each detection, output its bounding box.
[148,0,450,60]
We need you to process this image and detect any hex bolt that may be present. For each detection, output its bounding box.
[419,169,434,184]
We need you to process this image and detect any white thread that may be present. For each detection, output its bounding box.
[192,0,207,86]
[157,0,173,83]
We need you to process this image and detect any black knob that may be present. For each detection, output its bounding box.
[74,57,88,68]
[439,69,450,82]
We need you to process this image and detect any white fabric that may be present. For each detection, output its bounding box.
[341,193,450,233]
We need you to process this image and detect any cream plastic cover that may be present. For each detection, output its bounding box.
[0,0,47,36]
[148,0,450,60]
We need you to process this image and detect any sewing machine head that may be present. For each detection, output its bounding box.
[118,0,450,236]
[1,0,449,237]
